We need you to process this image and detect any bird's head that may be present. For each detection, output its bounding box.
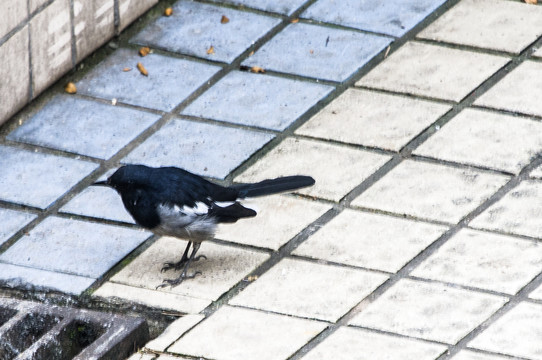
[92,165,153,193]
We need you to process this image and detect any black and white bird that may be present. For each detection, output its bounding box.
[93,164,315,287]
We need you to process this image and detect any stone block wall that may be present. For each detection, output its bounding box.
[0,0,158,125]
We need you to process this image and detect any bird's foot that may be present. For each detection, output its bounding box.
[156,271,202,289]
[160,255,207,273]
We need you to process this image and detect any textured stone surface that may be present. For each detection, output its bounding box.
[357,42,509,102]
[412,229,542,294]
[296,89,451,151]
[131,1,280,63]
[243,23,392,82]
[535,47,542,57]
[30,0,73,95]
[0,216,150,278]
[169,306,327,360]
[110,237,269,300]
[236,138,391,201]
[414,108,542,174]
[182,71,333,130]
[418,0,542,54]
[119,0,158,31]
[451,350,510,360]
[475,61,542,117]
[123,118,274,179]
[302,326,446,360]
[470,180,542,239]
[77,49,221,111]
[8,95,159,159]
[0,0,27,39]
[469,302,542,359]
[350,279,508,344]
[0,145,98,209]
[0,208,36,246]
[145,314,205,351]
[216,195,331,250]
[294,209,448,272]
[230,258,388,321]
[74,0,115,62]
[303,0,446,37]
[0,26,29,125]
[352,160,509,224]
[215,0,305,14]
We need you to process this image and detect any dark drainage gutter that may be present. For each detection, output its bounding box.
[0,298,149,360]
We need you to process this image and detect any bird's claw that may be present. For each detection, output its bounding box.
[160,254,207,273]
[156,271,202,289]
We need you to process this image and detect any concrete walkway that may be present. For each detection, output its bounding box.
[1,0,542,359]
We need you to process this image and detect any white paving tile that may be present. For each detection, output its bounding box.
[352,160,509,223]
[451,350,510,360]
[357,42,509,102]
[350,279,508,344]
[414,109,542,174]
[412,228,542,294]
[294,209,448,272]
[296,89,451,151]
[145,314,205,352]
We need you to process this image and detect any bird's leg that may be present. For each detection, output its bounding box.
[157,242,203,288]
[161,241,207,272]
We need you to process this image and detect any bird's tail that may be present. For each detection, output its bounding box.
[233,176,315,198]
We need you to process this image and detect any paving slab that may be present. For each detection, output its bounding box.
[212,0,305,15]
[243,23,392,82]
[352,160,510,224]
[0,216,150,278]
[122,118,274,179]
[131,0,281,63]
[0,208,37,246]
[474,61,542,117]
[451,350,510,360]
[412,228,542,294]
[469,302,542,359]
[530,283,542,300]
[181,71,333,130]
[216,194,331,250]
[532,165,542,179]
[169,305,327,360]
[294,209,448,273]
[145,314,205,351]
[357,42,510,102]
[535,47,542,57]
[0,263,95,295]
[109,236,269,301]
[413,108,542,174]
[230,257,388,321]
[77,49,221,111]
[235,137,391,201]
[470,180,542,239]
[0,145,98,209]
[60,186,135,223]
[418,0,542,54]
[296,89,451,151]
[302,0,446,37]
[8,95,159,160]
[94,282,210,314]
[350,279,508,344]
[302,326,446,360]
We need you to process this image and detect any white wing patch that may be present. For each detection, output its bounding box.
[213,201,235,207]
[182,201,209,215]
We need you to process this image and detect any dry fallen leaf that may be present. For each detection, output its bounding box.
[309,49,314,54]
[221,15,229,24]
[123,67,132,72]
[164,7,173,16]
[139,46,150,57]
[250,66,265,73]
[137,62,148,76]
[291,18,299,23]
[207,45,215,54]
[248,50,254,57]
[525,0,537,4]
[246,275,258,282]
[64,82,77,94]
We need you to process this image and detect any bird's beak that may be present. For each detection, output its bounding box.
[91,180,109,187]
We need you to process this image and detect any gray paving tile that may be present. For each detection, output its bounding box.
[451,350,510,360]
[0,263,95,295]
[0,145,98,209]
[77,48,221,111]
[418,0,542,54]
[243,23,392,82]
[0,208,36,246]
[131,0,281,63]
[303,0,446,37]
[60,186,135,223]
[123,118,274,179]
[212,0,306,15]
[535,47,542,57]
[0,216,151,278]
[181,71,333,130]
[8,95,160,160]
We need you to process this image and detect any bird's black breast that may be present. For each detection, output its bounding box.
[120,188,161,229]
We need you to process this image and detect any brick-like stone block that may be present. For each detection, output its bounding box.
[0,26,29,125]
[0,0,27,39]
[119,0,159,32]
[74,0,115,62]
[30,0,73,95]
